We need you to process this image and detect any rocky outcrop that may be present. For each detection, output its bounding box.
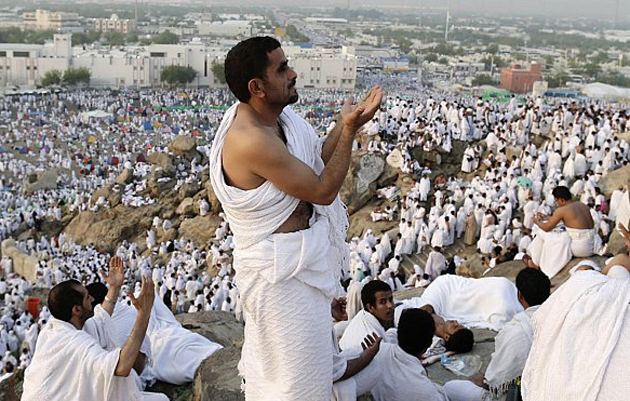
[341,152,388,215]
[147,152,174,169]
[115,168,134,185]
[1,239,38,282]
[169,135,197,156]
[178,216,223,247]
[598,165,630,197]
[24,170,58,194]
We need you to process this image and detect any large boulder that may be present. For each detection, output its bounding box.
[598,165,630,197]
[176,311,244,347]
[1,239,38,283]
[169,135,197,156]
[204,180,223,214]
[178,216,223,247]
[24,170,58,194]
[147,152,174,169]
[192,347,243,401]
[341,152,386,214]
[176,198,196,217]
[115,168,134,185]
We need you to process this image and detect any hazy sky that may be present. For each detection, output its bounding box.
[276,0,629,20]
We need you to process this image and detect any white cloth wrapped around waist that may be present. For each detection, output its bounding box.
[234,215,336,401]
[565,227,600,257]
[234,214,339,302]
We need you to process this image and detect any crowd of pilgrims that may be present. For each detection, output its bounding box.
[0,82,627,382]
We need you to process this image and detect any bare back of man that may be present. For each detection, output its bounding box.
[553,201,594,229]
[221,103,313,233]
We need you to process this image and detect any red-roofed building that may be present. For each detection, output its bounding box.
[500,62,542,93]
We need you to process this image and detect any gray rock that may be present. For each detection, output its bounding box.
[193,347,244,401]
[176,311,244,347]
[147,152,174,169]
[169,135,197,156]
[178,216,223,247]
[24,170,58,194]
[597,165,630,198]
[1,239,38,283]
[176,198,196,216]
[115,168,134,185]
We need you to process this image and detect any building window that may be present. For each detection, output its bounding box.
[0,51,6,57]
[14,51,30,58]
[150,52,166,58]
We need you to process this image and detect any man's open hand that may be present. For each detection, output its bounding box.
[128,274,155,315]
[101,256,125,288]
[340,86,383,133]
[361,332,382,360]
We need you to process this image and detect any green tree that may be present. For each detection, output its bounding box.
[486,43,499,55]
[72,30,101,46]
[472,74,497,86]
[161,65,197,86]
[153,30,179,45]
[104,31,125,46]
[424,53,438,63]
[63,68,91,86]
[438,57,449,65]
[210,61,226,84]
[41,70,63,87]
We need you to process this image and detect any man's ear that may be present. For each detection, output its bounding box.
[365,303,375,314]
[72,304,82,317]
[248,78,265,99]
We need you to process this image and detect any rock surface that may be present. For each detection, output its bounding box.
[24,170,58,193]
[597,164,630,197]
[1,239,38,283]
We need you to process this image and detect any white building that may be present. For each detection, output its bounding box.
[0,34,357,90]
[285,45,357,90]
[22,9,82,31]
[197,21,252,38]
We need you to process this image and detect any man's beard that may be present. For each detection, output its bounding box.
[288,92,299,104]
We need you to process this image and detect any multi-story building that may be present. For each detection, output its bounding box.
[500,62,542,93]
[0,34,357,90]
[93,14,137,34]
[284,45,357,90]
[22,9,82,31]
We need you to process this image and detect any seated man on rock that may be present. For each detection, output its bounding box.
[22,261,169,401]
[371,308,449,401]
[526,185,601,278]
[443,268,551,401]
[339,280,395,352]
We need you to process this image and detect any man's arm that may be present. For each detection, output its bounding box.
[241,88,382,205]
[115,274,154,377]
[533,208,563,232]
[100,256,124,316]
[336,333,381,382]
[321,87,382,164]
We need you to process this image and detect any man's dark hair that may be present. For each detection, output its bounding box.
[48,279,83,322]
[398,308,435,356]
[86,281,108,308]
[361,280,392,309]
[516,267,551,306]
[224,36,282,103]
[445,328,474,353]
[552,186,572,201]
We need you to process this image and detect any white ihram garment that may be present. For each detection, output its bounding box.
[522,271,630,401]
[210,104,348,401]
[23,317,140,401]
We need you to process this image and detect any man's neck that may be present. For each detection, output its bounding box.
[244,100,284,127]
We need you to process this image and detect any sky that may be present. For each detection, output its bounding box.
[268,0,629,20]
